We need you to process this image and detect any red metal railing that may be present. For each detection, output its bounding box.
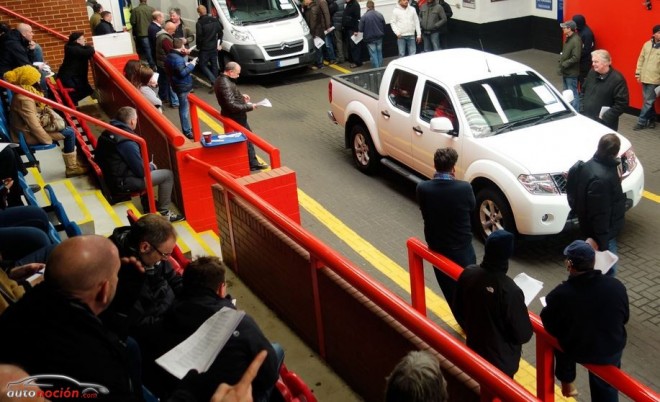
[0,80,157,213]
[188,94,282,169]
[184,154,538,402]
[406,237,660,402]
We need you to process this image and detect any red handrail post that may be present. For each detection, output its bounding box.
[407,238,427,316]
[190,102,201,142]
[535,335,556,402]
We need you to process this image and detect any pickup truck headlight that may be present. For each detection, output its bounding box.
[518,173,560,195]
[621,147,638,178]
[231,28,254,43]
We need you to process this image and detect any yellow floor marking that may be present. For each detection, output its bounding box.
[174,220,215,257]
[62,180,93,224]
[326,62,351,74]
[643,190,660,203]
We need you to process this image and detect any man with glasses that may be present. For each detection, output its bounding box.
[104,213,183,340]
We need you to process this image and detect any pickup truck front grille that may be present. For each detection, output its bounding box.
[552,173,568,194]
[264,40,305,57]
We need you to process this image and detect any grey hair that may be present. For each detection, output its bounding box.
[116,106,137,124]
[385,351,448,402]
[591,49,611,65]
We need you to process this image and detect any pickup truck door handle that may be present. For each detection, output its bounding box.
[381,110,390,119]
[412,126,423,135]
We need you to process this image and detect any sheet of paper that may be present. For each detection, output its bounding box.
[599,106,610,119]
[351,32,363,44]
[255,98,272,107]
[513,272,544,306]
[155,307,245,379]
[594,250,618,274]
[313,36,324,49]
[324,26,335,35]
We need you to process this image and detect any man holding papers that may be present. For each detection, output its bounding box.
[581,49,629,131]
[454,230,533,378]
[541,240,629,401]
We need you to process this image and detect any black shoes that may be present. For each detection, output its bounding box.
[250,163,269,171]
[633,121,657,131]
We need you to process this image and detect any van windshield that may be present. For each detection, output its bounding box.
[218,0,299,24]
[456,72,573,138]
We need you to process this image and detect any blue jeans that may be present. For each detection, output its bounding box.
[397,35,417,57]
[61,126,76,153]
[637,83,658,126]
[563,77,579,110]
[175,90,192,136]
[157,66,178,106]
[555,350,622,402]
[137,36,155,68]
[198,49,219,84]
[0,205,52,261]
[324,34,337,61]
[422,31,440,51]
[605,238,618,276]
[366,39,383,68]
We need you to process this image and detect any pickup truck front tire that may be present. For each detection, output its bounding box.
[350,124,380,174]
[474,187,516,240]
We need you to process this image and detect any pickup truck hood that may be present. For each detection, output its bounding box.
[476,116,631,174]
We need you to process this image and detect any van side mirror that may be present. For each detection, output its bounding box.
[430,117,455,134]
[562,89,575,104]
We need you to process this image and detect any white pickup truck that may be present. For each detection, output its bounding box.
[328,48,644,239]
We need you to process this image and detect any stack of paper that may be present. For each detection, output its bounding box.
[513,273,544,306]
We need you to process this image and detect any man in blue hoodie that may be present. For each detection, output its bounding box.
[94,106,183,222]
[165,38,197,139]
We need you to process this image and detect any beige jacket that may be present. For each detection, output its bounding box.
[9,93,64,145]
[635,39,660,84]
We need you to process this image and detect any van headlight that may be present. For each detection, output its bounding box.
[231,28,254,43]
[300,19,310,35]
[518,173,560,194]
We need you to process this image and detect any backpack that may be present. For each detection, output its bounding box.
[566,160,584,210]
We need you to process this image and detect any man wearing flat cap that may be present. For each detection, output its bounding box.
[541,240,629,401]
[633,24,660,131]
[559,20,581,110]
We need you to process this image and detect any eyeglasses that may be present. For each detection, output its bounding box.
[149,242,172,259]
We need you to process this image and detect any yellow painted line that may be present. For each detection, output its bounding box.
[326,62,351,74]
[297,188,571,400]
[174,220,215,257]
[643,190,660,203]
[62,180,93,224]
[85,190,124,227]
[27,167,49,205]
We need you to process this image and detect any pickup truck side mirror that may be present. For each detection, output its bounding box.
[562,89,575,104]
[430,117,455,135]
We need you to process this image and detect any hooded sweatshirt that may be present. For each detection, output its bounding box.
[454,230,533,377]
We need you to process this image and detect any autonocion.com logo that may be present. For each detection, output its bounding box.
[5,374,109,399]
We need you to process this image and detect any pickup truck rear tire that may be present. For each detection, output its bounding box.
[474,188,516,240]
[350,124,380,174]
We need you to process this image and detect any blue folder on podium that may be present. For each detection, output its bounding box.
[201,132,247,148]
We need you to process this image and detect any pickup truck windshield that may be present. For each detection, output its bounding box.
[218,0,299,25]
[457,72,572,138]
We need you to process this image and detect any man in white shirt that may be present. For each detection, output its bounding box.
[390,0,421,57]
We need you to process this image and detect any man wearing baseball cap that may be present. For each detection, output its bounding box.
[541,240,629,401]
[633,24,660,131]
[559,20,581,110]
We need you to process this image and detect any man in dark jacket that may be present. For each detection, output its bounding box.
[148,11,165,70]
[0,235,143,401]
[0,24,35,78]
[130,0,156,67]
[214,62,268,171]
[541,240,628,400]
[156,22,179,108]
[572,15,595,95]
[142,256,280,401]
[419,0,447,52]
[572,133,626,275]
[343,0,362,68]
[331,0,346,63]
[57,32,95,104]
[454,230,533,377]
[303,0,332,70]
[196,5,223,86]
[93,11,120,36]
[94,106,183,222]
[417,148,475,321]
[359,1,386,67]
[165,38,196,138]
[581,49,629,131]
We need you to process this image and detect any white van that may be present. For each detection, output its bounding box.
[155,0,316,75]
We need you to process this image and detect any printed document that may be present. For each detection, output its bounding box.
[255,98,272,107]
[156,307,245,379]
[313,36,324,49]
[513,273,544,306]
[351,32,363,44]
[594,250,618,274]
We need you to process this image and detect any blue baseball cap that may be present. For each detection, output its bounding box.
[563,240,595,264]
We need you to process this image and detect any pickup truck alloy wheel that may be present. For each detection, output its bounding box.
[475,188,515,240]
[350,124,379,174]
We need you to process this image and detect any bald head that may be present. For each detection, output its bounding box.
[16,23,33,41]
[45,235,120,314]
[164,21,176,34]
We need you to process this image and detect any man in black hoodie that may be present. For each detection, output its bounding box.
[196,5,223,86]
[454,230,533,378]
[572,15,595,95]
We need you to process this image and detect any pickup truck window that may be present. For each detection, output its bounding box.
[420,82,458,133]
[388,69,418,113]
[457,72,570,138]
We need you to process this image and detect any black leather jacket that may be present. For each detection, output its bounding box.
[213,74,253,121]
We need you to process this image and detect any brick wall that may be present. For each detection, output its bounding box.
[1,0,91,71]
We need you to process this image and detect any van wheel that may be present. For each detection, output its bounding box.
[474,188,516,241]
[350,124,379,174]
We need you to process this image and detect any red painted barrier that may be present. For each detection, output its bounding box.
[406,237,660,402]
